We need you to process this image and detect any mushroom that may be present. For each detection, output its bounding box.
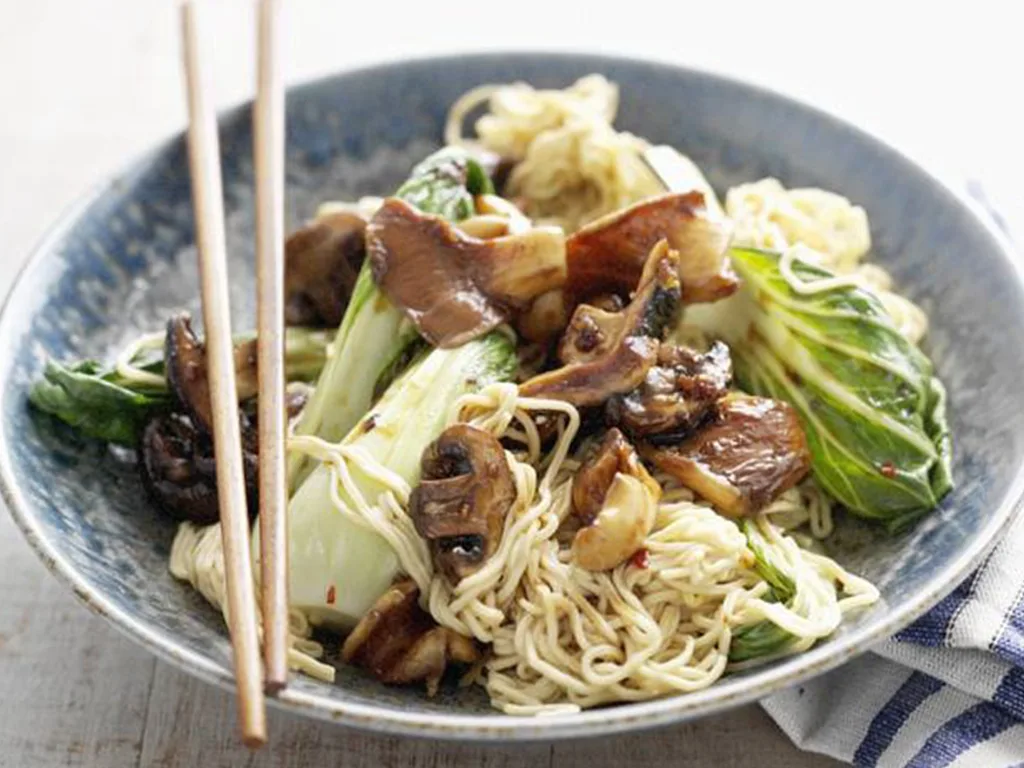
[515,289,570,345]
[409,425,516,583]
[643,394,811,518]
[342,579,479,695]
[566,192,737,307]
[518,240,681,407]
[140,378,308,526]
[284,211,367,327]
[570,429,661,571]
[606,341,733,443]
[366,197,566,348]
[458,194,533,239]
[165,314,263,436]
[139,412,258,524]
[284,381,312,427]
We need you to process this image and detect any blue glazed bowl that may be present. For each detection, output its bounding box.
[2,53,1022,741]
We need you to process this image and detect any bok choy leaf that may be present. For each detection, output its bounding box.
[29,360,169,446]
[28,327,332,446]
[690,247,952,532]
[729,520,798,662]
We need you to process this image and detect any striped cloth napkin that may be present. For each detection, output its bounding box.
[761,183,1024,767]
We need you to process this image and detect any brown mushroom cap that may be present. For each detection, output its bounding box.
[518,240,682,407]
[366,197,567,348]
[409,424,516,583]
[341,579,478,696]
[606,341,733,443]
[284,212,367,327]
[566,191,737,306]
[643,394,811,518]
[165,314,262,436]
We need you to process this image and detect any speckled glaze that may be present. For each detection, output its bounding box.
[2,53,1022,741]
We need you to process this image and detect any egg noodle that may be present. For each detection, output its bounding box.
[171,383,876,713]
[446,75,663,232]
[165,75,932,714]
[169,520,335,682]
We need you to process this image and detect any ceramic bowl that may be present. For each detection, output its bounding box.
[2,53,1022,740]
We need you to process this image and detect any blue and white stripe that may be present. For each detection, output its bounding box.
[762,468,1024,766]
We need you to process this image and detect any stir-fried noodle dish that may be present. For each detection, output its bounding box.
[32,76,953,714]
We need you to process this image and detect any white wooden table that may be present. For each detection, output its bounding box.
[0,2,1018,765]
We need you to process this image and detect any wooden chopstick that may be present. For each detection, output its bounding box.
[180,0,267,748]
[254,0,290,695]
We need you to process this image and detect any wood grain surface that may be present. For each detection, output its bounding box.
[0,1,1016,765]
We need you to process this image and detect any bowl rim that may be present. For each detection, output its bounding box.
[2,50,1022,742]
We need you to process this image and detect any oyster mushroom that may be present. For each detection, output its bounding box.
[566,191,736,306]
[284,211,367,327]
[518,240,681,407]
[342,579,479,695]
[606,341,733,443]
[409,425,516,583]
[571,428,661,571]
[366,197,566,348]
[643,394,811,518]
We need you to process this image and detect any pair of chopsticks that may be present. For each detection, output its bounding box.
[180,0,287,748]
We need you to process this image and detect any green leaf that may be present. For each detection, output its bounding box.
[465,155,496,196]
[744,520,796,602]
[729,520,797,663]
[29,328,333,446]
[730,619,794,663]
[708,247,953,526]
[395,147,493,221]
[29,360,169,446]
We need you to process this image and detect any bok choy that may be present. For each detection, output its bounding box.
[286,331,516,629]
[689,247,952,532]
[286,147,494,489]
[29,327,332,446]
[729,520,797,662]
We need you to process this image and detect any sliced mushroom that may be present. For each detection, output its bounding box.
[284,212,367,327]
[515,289,570,345]
[570,429,661,571]
[606,341,732,443]
[154,316,309,525]
[409,425,516,582]
[342,579,479,696]
[643,394,811,518]
[367,197,566,348]
[166,315,253,435]
[566,192,736,306]
[139,412,258,524]
[165,314,265,436]
[518,240,681,407]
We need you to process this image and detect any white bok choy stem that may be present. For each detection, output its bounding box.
[281,332,516,629]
